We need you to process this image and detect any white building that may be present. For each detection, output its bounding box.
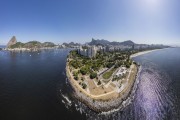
[91,46,97,57]
[115,67,127,77]
[78,46,98,58]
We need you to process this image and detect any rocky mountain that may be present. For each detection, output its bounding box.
[23,41,42,48]
[88,38,110,46]
[62,42,81,47]
[42,42,55,47]
[119,40,135,46]
[7,36,17,48]
[88,38,135,46]
[7,37,56,49]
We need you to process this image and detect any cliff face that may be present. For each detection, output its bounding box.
[7,36,17,48]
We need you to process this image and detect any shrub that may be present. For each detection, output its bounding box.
[73,71,78,76]
[97,80,101,85]
[82,83,87,89]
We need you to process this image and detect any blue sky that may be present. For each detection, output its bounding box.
[0,0,180,45]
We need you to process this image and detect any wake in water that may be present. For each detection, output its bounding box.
[132,58,178,120]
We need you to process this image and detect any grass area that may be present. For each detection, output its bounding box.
[102,68,116,79]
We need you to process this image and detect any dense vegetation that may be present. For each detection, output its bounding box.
[68,50,133,80]
[10,42,25,48]
[67,49,136,90]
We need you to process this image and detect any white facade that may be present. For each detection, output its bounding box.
[78,46,97,58]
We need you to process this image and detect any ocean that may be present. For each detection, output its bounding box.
[0,48,179,120]
[0,45,6,49]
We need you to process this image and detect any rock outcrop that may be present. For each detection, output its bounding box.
[7,36,17,48]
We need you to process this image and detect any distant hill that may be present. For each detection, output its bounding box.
[7,36,56,49]
[119,40,135,46]
[42,42,55,47]
[88,38,135,46]
[88,38,110,46]
[62,42,81,47]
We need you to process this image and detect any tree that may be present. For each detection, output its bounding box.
[80,67,88,75]
[106,62,114,68]
[114,63,119,68]
[73,71,78,80]
[70,60,79,69]
[90,72,97,79]
[126,63,130,68]
[74,76,78,80]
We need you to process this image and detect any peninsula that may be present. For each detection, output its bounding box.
[66,39,169,112]
[66,51,137,112]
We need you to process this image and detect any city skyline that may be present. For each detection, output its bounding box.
[1,0,180,46]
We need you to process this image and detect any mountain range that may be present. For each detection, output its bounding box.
[7,36,56,49]
[88,38,135,46]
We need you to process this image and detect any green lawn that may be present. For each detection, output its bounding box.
[102,68,116,79]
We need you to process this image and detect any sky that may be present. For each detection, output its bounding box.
[0,0,180,45]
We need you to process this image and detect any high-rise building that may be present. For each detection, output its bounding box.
[78,46,98,58]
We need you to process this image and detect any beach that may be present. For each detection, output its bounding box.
[130,49,162,58]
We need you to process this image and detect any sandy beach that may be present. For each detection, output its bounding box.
[130,49,162,58]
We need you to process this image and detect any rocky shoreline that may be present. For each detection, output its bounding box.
[66,62,140,112]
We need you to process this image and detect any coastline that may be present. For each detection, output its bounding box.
[130,49,162,58]
[66,48,168,112]
[66,60,139,112]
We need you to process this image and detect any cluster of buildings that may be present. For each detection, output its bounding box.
[78,46,98,58]
[77,45,133,58]
[77,45,132,58]
[105,45,132,52]
[76,43,168,58]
